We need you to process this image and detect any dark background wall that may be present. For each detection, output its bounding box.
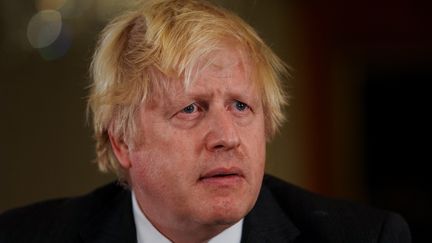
[1,0,430,241]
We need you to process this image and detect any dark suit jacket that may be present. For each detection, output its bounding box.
[0,175,410,243]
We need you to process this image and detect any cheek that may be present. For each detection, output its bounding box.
[238,117,266,178]
[128,150,161,184]
[128,149,182,204]
[250,140,266,178]
[128,128,200,184]
[243,116,266,155]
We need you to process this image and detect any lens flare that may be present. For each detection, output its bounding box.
[27,10,62,49]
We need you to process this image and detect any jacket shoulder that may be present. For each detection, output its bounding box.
[262,175,411,243]
[0,182,128,242]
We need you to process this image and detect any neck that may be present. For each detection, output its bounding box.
[132,191,239,243]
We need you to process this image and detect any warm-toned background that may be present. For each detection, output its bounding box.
[1,0,430,241]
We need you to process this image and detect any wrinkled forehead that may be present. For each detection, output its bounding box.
[150,42,258,99]
[189,40,258,91]
[203,44,247,69]
[194,44,252,81]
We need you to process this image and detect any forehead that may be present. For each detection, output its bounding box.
[143,42,263,113]
[186,43,256,91]
[203,46,247,73]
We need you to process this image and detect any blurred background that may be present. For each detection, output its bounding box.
[0,0,430,241]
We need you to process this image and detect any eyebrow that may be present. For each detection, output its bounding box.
[187,87,261,107]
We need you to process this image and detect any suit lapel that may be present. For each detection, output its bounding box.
[241,185,300,243]
[79,186,137,243]
[76,180,300,243]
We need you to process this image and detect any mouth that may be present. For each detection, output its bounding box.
[199,167,244,185]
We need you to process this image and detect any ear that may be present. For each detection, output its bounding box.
[108,130,132,169]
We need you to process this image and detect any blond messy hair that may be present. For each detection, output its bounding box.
[88,0,289,179]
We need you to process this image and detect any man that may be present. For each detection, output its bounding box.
[0,0,410,242]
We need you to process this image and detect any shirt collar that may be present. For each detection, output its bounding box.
[132,191,243,243]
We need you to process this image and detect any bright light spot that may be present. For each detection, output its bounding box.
[36,0,67,11]
[38,25,71,60]
[27,10,62,49]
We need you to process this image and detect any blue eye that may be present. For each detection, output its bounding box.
[235,101,249,111]
[182,104,196,113]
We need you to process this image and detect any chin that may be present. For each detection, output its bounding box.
[203,213,243,227]
[203,201,251,226]
[193,186,259,226]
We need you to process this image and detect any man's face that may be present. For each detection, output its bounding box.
[125,44,266,233]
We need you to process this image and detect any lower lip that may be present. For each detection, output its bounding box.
[199,175,243,186]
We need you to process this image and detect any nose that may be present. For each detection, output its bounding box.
[204,108,240,152]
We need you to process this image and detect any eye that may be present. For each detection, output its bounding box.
[173,103,202,121]
[182,104,197,114]
[234,100,250,112]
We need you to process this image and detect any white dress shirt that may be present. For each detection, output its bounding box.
[132,191,243,243]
